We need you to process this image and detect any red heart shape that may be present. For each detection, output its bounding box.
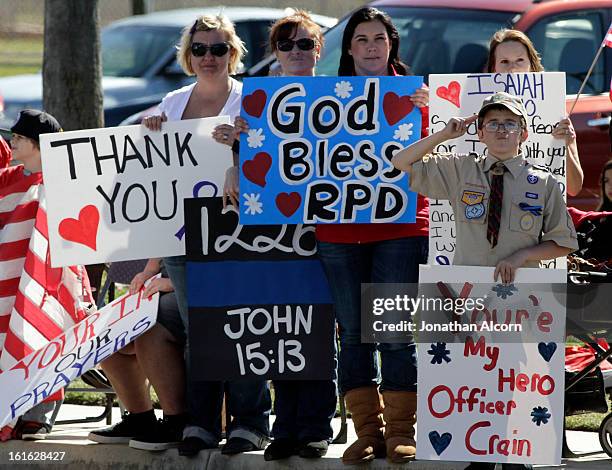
[58,205,100,251]
[275,192,302,218]
[436,81,461,108]
[242,89,267,118]
[383,92,414,126]
[243,152,272,188]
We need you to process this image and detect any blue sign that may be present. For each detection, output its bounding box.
[239,76,423,225]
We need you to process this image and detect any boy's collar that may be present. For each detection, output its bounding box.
[483,154,527,179]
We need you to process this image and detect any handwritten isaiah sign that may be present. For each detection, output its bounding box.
[184,197,335,380]
[39,118,231,267]
[238,76,423,225]
[0,285,159,427]
[416,265,566,465]
[428,73,566,266]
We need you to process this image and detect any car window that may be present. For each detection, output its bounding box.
[316,7,516,78]
[528,10,606,95]
[102,25,180,77]
[235,20,274,70]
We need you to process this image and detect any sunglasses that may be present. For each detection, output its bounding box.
[277,38,316,52]
[190,42,230,57]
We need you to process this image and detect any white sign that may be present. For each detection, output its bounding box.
[427,73,566,267]
[0,286,159,427]
[416,265,566,465]
[40,117,231,267]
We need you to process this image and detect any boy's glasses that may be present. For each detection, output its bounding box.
[483,120,523,133]
[191,42,230,57]
[277,38,316,52]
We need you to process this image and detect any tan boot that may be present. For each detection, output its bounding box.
[382,390,417,463]
[341,386,386,465]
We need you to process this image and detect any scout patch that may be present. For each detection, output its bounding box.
[525,192,538,199]
[462,190,486,219]
[465,203,485,219]
[527,174,539,184]
[520,213,535,231]
[461,190,484,205]
[519,202,543,216]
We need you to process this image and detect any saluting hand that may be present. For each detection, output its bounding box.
[442,115,478,140]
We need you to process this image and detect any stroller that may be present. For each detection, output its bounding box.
[564,211,612,458]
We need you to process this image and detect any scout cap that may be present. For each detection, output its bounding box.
[478,92,528,125]
[1,109,62,142]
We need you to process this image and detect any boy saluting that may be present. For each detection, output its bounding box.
[393,92,577,283]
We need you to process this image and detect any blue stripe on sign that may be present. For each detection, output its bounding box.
[187,260,332,307]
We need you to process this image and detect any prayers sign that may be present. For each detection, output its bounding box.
[40,118,231,267]
[239,76,423,224]
[0,285,159,427]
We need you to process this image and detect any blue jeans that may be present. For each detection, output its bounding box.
[317,237,427,394]
[22,400,60,430]
[272,380,337,441]
[163,255,271,446]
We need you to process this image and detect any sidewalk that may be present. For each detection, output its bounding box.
[0,405,609,469]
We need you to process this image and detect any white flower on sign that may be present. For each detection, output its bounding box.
[334,81,353,99]
[243,192,263,215]
[247,128,265,148]
[393,123,414,142]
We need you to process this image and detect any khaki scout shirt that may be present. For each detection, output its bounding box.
[410,153,578,267]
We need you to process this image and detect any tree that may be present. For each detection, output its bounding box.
[43,0,105,300]
[43,0,103,131]
[132,0,147,15]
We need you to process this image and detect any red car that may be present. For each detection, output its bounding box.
[312,0,612,209]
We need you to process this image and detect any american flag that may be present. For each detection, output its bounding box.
[604,21,612,48]
[0,165,93,404]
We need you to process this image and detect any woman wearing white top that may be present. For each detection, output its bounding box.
[143,14,271,457]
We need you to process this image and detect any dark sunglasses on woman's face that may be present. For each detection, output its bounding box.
[277,38,316,52]
[191,42,230,57]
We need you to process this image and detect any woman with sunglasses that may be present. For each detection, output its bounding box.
[143,14,271,457]
[315,7,429,465]
[225,11,338,461]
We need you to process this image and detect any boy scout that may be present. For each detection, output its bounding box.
[392,92,577,283]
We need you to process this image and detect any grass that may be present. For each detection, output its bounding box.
[565,397,611,432]
[0,36,42,77]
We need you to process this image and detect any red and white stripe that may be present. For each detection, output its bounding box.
[604,22,612,48]
[0,167,93,407]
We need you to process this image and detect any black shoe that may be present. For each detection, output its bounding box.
[264,438,298,461]
[221,437,257,455]
[129,415,187,451]
[88,410,157,444]
[298,439,328,458]
[178,436,217,457]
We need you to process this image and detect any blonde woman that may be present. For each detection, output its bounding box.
[143,15,271,457]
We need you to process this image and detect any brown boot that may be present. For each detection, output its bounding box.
[382,390,417,463]
[341,386,386,465]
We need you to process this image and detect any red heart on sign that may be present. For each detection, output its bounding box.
[436,81,461,108]
[275,192,301,217]
[243,152,272,187]
[58,205,100,251]
[242,89,267,118]
[383,92,414,126]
